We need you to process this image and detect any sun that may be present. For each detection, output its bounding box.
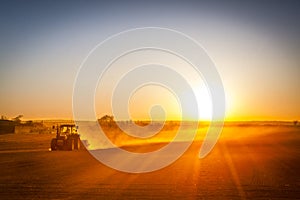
[193,85,213,121]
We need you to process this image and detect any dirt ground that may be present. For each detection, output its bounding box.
[0,125,299,199]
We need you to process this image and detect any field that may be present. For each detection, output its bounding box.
[0,123,299,199]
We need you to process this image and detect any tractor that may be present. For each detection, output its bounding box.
[50,124,81,151]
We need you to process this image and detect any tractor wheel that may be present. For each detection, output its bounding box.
[51,139,57,151]
[74,138,80,150]
[67,138,74,151]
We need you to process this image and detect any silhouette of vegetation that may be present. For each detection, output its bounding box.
[12,115,23,123]
[98,115,116,128]
[1,115,8,120]
[134,120,150,126]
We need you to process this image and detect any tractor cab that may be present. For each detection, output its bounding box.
[57,124,77,139]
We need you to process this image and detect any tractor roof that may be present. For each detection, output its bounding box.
[60,124,76,127]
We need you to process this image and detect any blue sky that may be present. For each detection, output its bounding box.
[0,0,299,120]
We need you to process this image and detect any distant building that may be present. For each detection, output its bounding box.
[0,120,17,134]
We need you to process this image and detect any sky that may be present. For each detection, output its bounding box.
[0,0,299,121]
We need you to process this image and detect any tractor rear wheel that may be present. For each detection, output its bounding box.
[51,139,57,151]
[67,138,74,151]
[74,137,80,150]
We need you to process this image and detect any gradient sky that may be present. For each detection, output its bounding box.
[0,0,299,120]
